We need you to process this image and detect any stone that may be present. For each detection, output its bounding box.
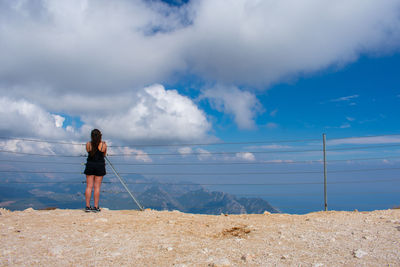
[24,208,35,212]
[353,249,367,258]
[209,258,231,266]
[94,218,108,223]
[241,254,254,261]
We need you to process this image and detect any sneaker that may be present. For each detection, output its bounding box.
[92,206,101,213]
[85,206,92,212]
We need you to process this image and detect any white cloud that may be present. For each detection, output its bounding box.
[0,85,212,144]
[0,0,398,91]
[0,97,72,139]
[0,0,400,141]
[89,84,211,143]
[196,148,212,160]
[52,114,65,128]
[178,146,192,156]
[108,147,152,162]
[253,144,292,150]
[330,95,360,102]
[339,123,351,129]
[346,117,355,122]
[235,152,255,161]
[201,85,263,129]
[328,135,400,145]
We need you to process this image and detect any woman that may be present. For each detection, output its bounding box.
[84,129,107,212]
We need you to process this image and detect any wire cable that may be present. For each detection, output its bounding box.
[0,149,84,157]
[0,135,321,147]
[0,159,85,165]
[1,178,399,185]
[328,133,400,141]
[107,144,400,157]
[1,133,399,149]
[1,166,399,176]
[0,136,85,146]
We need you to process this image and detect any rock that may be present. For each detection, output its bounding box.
[281,254,289,260]
[94,218,108,223]
[209,258,230,266]
[167,247,173,251]
[353,249,367,258]
[241,254,254,261]
[111,252,122,256]
[50,245,64,256]
[24,208,35,212]
[313,263,323,267]
[263,211,271,215]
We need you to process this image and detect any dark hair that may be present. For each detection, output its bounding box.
[90,129,102,157]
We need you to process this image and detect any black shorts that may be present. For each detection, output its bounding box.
[84,161,106,176]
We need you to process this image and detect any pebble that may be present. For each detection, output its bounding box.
[24,208,35,212]
[111,252,122,256]
[95,218,108,223]
[313,264,324,267]
[353,249,368,258]
[241,254,254,261]
[209,258,230,266]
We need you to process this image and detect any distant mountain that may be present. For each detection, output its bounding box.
[0,175,279,214]
[137,186,279,214]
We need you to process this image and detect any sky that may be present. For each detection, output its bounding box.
[1,0,400,212]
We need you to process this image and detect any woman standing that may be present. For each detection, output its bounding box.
[84,129,107,212]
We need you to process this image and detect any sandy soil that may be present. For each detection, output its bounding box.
[1,208,400,266]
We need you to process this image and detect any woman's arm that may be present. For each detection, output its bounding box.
[101,141,107,156]
[86,142,91,153]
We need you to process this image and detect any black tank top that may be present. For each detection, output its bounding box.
[87,146,105,163]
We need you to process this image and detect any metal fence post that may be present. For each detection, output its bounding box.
[323,133,328,211]
[105,156,144,211]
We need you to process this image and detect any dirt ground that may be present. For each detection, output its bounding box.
[1,208,400,266]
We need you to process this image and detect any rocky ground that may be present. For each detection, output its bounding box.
[1,208,399,266]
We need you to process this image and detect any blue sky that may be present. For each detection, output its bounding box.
[165,53,400,142]
[0,0,400,212]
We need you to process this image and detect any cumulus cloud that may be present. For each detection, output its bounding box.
[0,85,211,144]
[0,97,72,139]
[0,0,399,92]
[201,85,263,129]
[87,84,211,142]
[108,147,152,162]
[1,0,400,140]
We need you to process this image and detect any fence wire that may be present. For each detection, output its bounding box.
[1,133,399,213]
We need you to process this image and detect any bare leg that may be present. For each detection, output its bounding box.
[93,176,103,208]
[85,175,94,207]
